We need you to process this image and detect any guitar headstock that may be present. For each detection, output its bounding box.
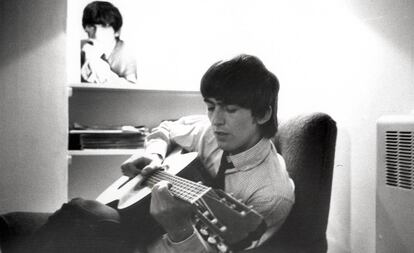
[193,189,266,252]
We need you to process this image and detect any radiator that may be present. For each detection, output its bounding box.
[376,115,414,253]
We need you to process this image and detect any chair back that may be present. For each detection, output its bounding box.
[270,113,337,252]
[244,113,337,253]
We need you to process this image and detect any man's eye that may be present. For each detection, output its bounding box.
[226,107,238,113]
[207,107,215,112]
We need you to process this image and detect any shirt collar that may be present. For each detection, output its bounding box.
[227,138,272,172]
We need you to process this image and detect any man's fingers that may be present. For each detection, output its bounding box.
[152,181,173,198]
[121,163,140,177]
[141,164,164,177]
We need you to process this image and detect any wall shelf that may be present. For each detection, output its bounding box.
[69,82,144,91]
[69,149,144,156]
[68,82,199,93]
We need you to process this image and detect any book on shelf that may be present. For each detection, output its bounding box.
[69,124,149,150]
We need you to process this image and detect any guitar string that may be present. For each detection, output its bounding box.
[148,183,195,202]
[146,176,204,202]
[146,173,235,210]
[157,171,221,200]
[145,172,221,203]
[142,169,225,204]
[149,172,204,196]
[144,171,201,190]
[155,171,208,192]
[144,176,202,202]
[150,171,209,195]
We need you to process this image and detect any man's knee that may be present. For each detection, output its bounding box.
[46,198,122,239]
[67,198,120,223]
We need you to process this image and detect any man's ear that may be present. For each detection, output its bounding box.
[256,106,272,125]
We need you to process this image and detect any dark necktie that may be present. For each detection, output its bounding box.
[214,152,234,190]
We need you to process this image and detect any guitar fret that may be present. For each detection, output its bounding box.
[154,172,207,194]
[163,181,201,202]
[145,171,211,203]
[158,172,207,192]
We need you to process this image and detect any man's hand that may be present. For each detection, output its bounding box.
[81,40,104,61]
[121,153,163,178]
[81,40,117,83]
[150,181,194,242]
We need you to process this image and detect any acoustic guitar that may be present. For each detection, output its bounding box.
[96,150,266,252]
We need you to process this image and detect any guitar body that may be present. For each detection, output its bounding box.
[96,150,266,252]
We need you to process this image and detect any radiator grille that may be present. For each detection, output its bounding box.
[385,131,414,190]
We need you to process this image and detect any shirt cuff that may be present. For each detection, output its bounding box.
[162,229,211,252]
[145,138,168,159]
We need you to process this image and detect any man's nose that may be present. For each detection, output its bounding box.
[211,109,225,125]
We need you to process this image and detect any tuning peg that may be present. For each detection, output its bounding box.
[207,236,217,244]
[219,226,227,232]
[211,218,218,224]
[199,227,209,236]
[240,210,246,216]
[217,242,229,253]
[197,181,203,184]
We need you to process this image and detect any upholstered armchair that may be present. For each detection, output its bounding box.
[0,112,337,253]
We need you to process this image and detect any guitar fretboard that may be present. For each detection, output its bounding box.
[144,170,212,204]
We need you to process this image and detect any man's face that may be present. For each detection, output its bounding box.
[204,98,262,155]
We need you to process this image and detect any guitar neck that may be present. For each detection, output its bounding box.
[144,170,212,204]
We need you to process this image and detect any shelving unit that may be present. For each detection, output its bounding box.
[67,81,205,199]
[68,82,146,157]
[68,83,144,199]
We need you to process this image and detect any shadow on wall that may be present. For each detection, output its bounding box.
[0,0,65,72]
[347,0,414,60]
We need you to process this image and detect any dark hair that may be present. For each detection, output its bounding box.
[200,54,280,138]
[82,1,123,33]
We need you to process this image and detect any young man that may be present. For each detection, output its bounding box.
[121,54,295,252]
[81,1,137,84]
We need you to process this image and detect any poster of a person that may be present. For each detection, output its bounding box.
[80,1,137,84]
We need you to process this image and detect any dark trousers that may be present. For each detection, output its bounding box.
[20,198,134,253]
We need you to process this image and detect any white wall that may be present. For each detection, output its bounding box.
[275,1,414,252]
[0,0,68,213]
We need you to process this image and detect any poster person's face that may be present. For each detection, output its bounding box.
[85,24,118,45]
